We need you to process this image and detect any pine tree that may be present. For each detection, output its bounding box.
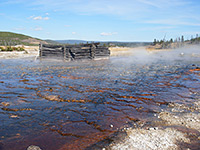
[181,35,184,43]
[153,39,157,45]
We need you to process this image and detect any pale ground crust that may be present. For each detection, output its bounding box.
[0,46,39,59]
[87,100,200,150]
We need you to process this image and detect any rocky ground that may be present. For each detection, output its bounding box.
[87,100,200,150]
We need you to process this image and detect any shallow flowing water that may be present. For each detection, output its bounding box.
[0,48,200,150]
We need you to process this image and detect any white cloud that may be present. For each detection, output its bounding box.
[72,32,76,35]
[100,32,118,36]
[43,17,49,20]
[64,25,71,27]
[29,15,50,20]
[34,27,43,31]
[45,13,49,15]
[14,27,26,31]
[33,16,43,20]
[136,0,190,9]
[145,19,200,26]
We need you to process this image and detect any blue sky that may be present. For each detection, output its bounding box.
[0,0,200,42]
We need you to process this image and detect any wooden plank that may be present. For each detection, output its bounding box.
[95,54,110,56]
[74,57,91,59]
[75,52,90,55]
[75,55,90,57]
[81,47,90,49]
[43,44,63,48]
[42,48,63,51]
[43,50,62,52]
[42,51,63,54]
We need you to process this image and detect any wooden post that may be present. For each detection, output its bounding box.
[39,43,43,57]
[63,45,66,60]
[90,44,95,59]
[66,48,70,61]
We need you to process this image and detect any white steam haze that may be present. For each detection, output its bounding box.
[111,45,200,65]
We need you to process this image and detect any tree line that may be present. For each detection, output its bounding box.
[152,34,200,49]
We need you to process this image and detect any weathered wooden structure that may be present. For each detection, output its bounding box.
[39,43,110,60]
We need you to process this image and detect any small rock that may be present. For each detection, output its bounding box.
[110,124,113,128]
[154,127,158,130]
[27,145,42,150]
[148,127,154,130]
[148,127,158,130]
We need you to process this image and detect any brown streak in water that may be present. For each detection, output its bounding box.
[84,120,110,132]
[50,128,84,138]
[120,81,135,85]
[19,79,29,82]
[85,88,104,93]
[108,106,121,112]
[125,104,137,108]
[189,68,200,72]
[25,87,38,90]
[114,99,134,103]
[140,94,157,96]
[68,86,83,93]
[2,107,33,111]
[126,116,140,122]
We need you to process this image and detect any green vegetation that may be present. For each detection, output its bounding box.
[0,31,46,46]
[0,46,25,52]
[189,34,200,43]
[152,34,200,49]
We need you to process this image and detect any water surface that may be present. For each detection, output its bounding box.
[0,48,199,150]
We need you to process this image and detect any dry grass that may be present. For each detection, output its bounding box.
[109,47,146,56]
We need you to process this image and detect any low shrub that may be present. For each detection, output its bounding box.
[0,46,25,52]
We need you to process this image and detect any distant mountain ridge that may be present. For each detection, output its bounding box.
[56,40,88,44]
[55,40,151,47]
[0,31,151,47]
